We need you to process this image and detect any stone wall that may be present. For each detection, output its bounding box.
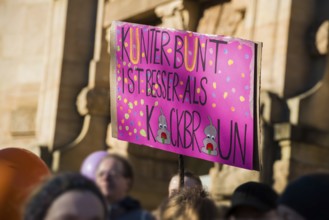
[38,0,111,171]
[0,0,52,154]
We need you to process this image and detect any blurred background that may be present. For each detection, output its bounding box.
[0,0,328,210]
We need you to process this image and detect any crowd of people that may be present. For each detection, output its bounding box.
[1,148,329,220]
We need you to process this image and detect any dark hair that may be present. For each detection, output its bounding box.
[226,181,278,217]
[98,154,134,188]
[24,172,107,220]
[160,187,218,220]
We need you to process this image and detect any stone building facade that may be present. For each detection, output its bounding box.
[1,0,329,209]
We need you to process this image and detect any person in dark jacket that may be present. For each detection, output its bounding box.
[95,154,154,220]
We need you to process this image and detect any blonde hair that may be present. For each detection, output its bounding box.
[160,187,218,220]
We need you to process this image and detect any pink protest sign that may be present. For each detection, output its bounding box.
[110,21,261,170]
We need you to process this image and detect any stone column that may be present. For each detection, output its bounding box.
[271,0,329,191]
[55,0,111,171]
[284,26,329,179]
[37,0,110,171]
[36,0,69,160]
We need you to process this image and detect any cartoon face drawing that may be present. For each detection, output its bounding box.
[201,116,218,156]
[156,108,171,144]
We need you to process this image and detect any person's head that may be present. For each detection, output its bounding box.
[226,181,278,220]
[95,154,133,204]
[278,173,329,220]
[160,187,218,220]
[24,172,107,220]
[168,170,202,197]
